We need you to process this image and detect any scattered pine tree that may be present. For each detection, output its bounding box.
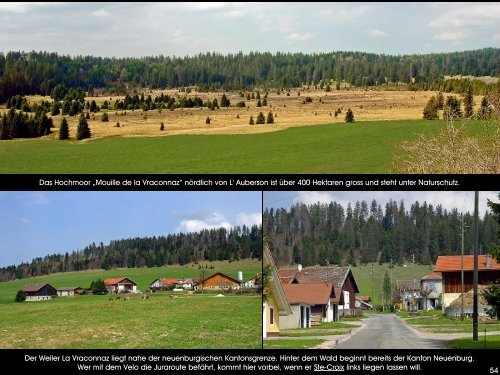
[76,114,91,140]
[267,111,274,124]
[344,108,355,123]
[59,117,69,140]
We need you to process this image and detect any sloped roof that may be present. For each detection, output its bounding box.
[56,287,81,291]
[435,255,500,272]
[264,244,291,315]
[104,277,137,286]
[356,295,371,302]
[282,283,333,305]
[194,272,240,285]
[277,266,359,292]
[396,280,420,291]
[21,283,54,292]
[421,272,442,281]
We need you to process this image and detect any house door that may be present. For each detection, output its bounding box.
[306,307,310,328]
[300,306,305,328]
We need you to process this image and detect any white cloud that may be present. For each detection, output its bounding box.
[20,217,29,224]
[286,32,313,41]
[177,211,232,233]
[92,8,109,17]
[236,212,262,228]
[338,5,370,19]
[368,29,388,37]
[0,2,58,13]
[434,31,465,43]
[293,191,336,206]
[494,34,500,41]
[429,3,500,29]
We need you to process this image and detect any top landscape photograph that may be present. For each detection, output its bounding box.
[0,2,498,174]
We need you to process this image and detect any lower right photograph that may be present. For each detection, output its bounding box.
[262,191,500,350]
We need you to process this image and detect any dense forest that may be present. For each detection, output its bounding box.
[264,200,499,267]
[0,48,498,101]
[0,224,262,281]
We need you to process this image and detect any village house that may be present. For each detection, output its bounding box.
[278,264,359,317]
[244,274,262,289]
[193,272,241,291]
[56,286,84,297]
[434,254,500,311]
[181,278,193,289]
[149,278,179,291]
[104,277,138,293]
[420,272,443,311]
[355,295,373,310]
[21,283,58,301]
[280,283,336,328]
[395,280,421,311]
[263,244,291,338]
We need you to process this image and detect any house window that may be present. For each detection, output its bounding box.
[270,307,274,325]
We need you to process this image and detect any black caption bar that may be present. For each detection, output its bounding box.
[0,174,498,191]
[7,349,499,374]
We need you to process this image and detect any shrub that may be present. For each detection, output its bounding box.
[15,290,26,302]
[344,108,355,123]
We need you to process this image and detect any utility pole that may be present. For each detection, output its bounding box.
[473,191,479,342]
[371,263,374,303]
[390,257,393,305]
[461,214,465,321]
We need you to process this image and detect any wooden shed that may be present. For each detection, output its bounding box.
[21,283,58,301]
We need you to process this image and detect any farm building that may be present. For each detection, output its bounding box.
[149,278,193,291]
[57,287,84,297]
[355,295,373,310]
[280,283,336,328]
[193,272,241,291]
[104,277,137,293]
[420,272,443,311]
[395,280,421,311]
[149,278,180,291]
[21,283,58,301]
[244,274,262,288]
[181,278,193,289]
[277,264,360,317]
[263,244,291,338]
[434,254,500,313]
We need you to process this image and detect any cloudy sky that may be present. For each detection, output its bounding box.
[0,2,498,57]
[0,191,262,267]
[264,191,500,217]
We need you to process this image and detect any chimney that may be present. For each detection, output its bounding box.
[486,254,491,268]
[297,264,302,272]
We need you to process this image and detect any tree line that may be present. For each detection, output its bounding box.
[0,224,262,281]
[0,49,498,101]
[264,200,499,267]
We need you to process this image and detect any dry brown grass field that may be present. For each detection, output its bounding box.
[1,89,475,139]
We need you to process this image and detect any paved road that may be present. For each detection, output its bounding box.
[335,314,446,349]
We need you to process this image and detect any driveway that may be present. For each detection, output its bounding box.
[333,314,447,349]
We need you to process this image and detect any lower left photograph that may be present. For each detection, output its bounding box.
[0,191,263,349]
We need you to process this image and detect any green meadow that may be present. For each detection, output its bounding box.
[351,262,435,305]
[0,259,261,304]
[0,259,262,349]
[0,120,442,173]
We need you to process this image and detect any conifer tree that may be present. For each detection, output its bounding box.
[76,114,91,140]
[249,115,254,125]
[59,117,69,140]
[266,111,274,124]
[256,112,265,124]
[344,108,355,123]
[423,97,438,120]
[463,85,474,118]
